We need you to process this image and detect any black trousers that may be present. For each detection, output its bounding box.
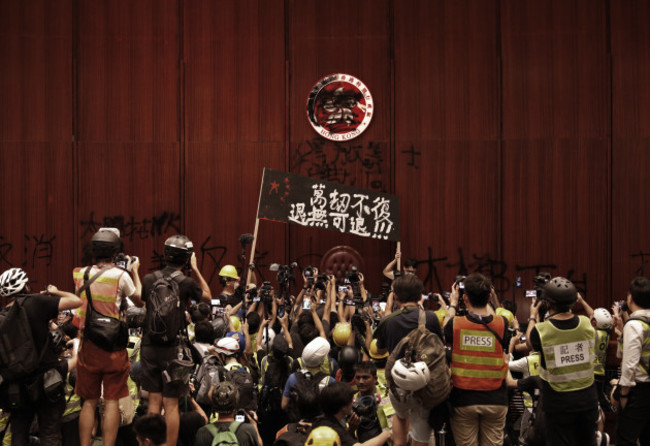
[543,407,598,446]
[10,392,66,446]
[616,381,650,446]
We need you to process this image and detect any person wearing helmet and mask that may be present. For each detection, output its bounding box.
[445,273,510,446]
[71,228,143,446]
[526,277,598,446]
[140,234,211,446]
[372,274,442,446]
[218,264,241,308]
[194,381,261,446]
[0,268,81,445]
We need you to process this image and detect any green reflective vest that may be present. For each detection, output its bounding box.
[523,353,540,408]
[620,317,650,377]
[537,315,595,392]
[593,329,610,376]
[297,356,332,376]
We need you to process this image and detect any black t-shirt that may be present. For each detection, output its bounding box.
[220,291,240,308]
[22,293,61,374]
[373,306,443,352]
[312,415,357,446]
[141,266,203,345]
[444,313,510,407]
[530,316,598,413]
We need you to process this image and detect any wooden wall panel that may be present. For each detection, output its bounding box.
[0,0,73,296]
[288,0,392,291]
[184,0,286,288]
[501,0,610,314]
[394,0,501,293]
[502,0,609,139]
[77,0,180,142]
[611,2,650,296]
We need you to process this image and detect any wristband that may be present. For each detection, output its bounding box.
[528,317,537,323]
[449,304,458,311]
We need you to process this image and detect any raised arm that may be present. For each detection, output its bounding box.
[190,253,212,301]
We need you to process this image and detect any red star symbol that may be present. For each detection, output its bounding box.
[269,181,280,195]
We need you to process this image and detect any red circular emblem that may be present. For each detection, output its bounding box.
[306,73,374,141]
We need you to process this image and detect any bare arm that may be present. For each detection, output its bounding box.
[129,257,144,307]
[577,292,594,318]
[43,285,82,311]
[190,253,212,301]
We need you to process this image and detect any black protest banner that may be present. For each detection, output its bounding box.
[257,168,400,241]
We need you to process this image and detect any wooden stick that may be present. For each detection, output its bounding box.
[246,218,260,286]
[396,241,401,271]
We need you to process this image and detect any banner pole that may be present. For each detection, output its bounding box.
[247,169,266,286]
[396,241,401,271]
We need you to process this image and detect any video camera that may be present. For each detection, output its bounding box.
[530,272,552,299]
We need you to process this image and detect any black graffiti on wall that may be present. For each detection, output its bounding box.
[0,234,56,268]
[80,211,181,241]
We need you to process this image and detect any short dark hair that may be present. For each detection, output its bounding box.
[629,277,650,309]
[194,320,215,344]
[133,414,166,445]
[247,312,261,334]
[354,361,377,377]
[190,302,211,323]
[463,273,492,307]
[319,382,355,416]
[393,275,424,303]
[404,258,417,268]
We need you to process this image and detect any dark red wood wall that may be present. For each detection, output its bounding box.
[1,0,649,314]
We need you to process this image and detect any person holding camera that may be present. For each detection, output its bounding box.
[445,273,510,446]
[372,274,442,446]
[72,228,143,446]
[140,234,211,446]
[0,268,82,446]
[194,381,261,446]
[525,277,598,446]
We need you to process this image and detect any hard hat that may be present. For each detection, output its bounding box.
[434,309,447,327]
[0,268,29,297]
[163,235,193,266]
[91,228,121,259]
[495,308,515,327]
[211,381,239,413]
[391,359,430,391]
[543,277,577,307]
[230,315,242,332]
[369,339,388,360]
[592,307,613,330]
[214,336,239,356]
[219,265,240,280]
[332,322,351,347]
[302,336,330,368]
[305,426,341,446]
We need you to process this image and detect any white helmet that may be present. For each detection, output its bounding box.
[214,337,239,356]
[0,268,29,297]
[391,359,430,391]
[302,336,330,368]
[260,327,276,349]
[592,308,613,330]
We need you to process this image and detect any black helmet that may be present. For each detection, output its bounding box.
[338,346,361,371]
[163,235,193,266]
[126,306,146,328]
[543,277,577,307]
[211,316,228,339]
[49,328,66,355]
[91,228,121,260]
[211,381,239,413]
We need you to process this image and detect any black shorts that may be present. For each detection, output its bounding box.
[139,343,188,398]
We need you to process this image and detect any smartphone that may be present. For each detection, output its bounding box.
[302,299,312,310]
[338,285,347,293]
[127,341,137,349]
[458,282,465,289]
[235,414,246,423]
[371,300,380,312]
[211,298,221,307]
[215,307,226,316]
[443,291,451,298]
[253,297,261,302]
[277,305,286,318]
[525,290,537,299]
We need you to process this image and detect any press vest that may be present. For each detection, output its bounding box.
[72,266,125,329]
[62,381,82,422]
[523,353,541,409]
[619,318,650,377]
[450,316,507,391]
[593,329,610,376]
[537,315,595,392]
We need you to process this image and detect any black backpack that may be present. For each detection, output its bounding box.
[259,355,292,416]
[146,270,185,344]
[0,297,42,384]
[194,355,225,406]
[287,370,329,422]
[225,365,258,411]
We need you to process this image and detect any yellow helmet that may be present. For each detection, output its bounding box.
[219,265,240,280]
[332,322,351,347]
[305,426,341,446]
[230,315,242,332]
[495,308,515,327]
[369,338,388,359]
[434,309,447,326]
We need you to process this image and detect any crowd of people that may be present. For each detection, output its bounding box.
[0,228,649,446]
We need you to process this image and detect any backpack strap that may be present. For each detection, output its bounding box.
[418,309,427,329]
[229,421,242,434]
[79,265,113,317]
